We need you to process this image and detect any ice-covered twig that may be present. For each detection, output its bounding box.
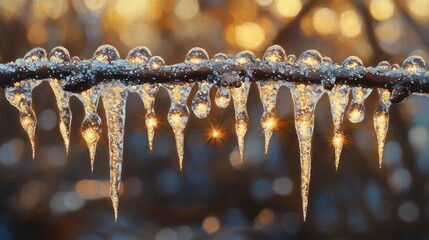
[0,45,428,221]
[0,45,427,103]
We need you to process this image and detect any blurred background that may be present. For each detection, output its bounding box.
[0,0,428,239]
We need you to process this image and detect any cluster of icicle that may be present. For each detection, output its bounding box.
[2,44,427,221]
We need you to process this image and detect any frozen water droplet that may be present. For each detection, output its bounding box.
[322,56,333,65]
[263,45,286,64]
[290,83,324,221]
[164,83,194,170]
[230,79,251,162]
[234,50,256,65]
[215,87,231,108]
[213,53,227,62]
[402,55,426,74]
[342,56,363,70]
[298,50,322,67]
[257,80,281,154]
[185,47,209,65]
[347,101,365,123]
[377,61,391,70]
[391,63,400,70]
[81,113,102,169]
[49,47,72,155]
[49,46,70,62]
[5,82,37,159]
[192,81,212,118]
[24,48,47,62]
[287,55,297,63]
[149,56,165,70]
[327,80,350,170]
[78,88,102,170]
[93,44,120,63]
[101,81,128,221]
[126,46,151,65]
[343,57,372,123]
[374,89,391,168]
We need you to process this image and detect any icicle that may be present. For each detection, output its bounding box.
[77,48,102,171]
[373,62,393,167]
[188,48,212,118]
[257,45,285,154]
[102,81,128,222]
[293,50,324,221]
[230,51,255,162]
[163,49,207,170]
[343,57,372,123]
[374,88,391,168]
[126,47,159,152]
[164,82,193,171]
[324,57,350,170]
[93,45,127,221]
[49,47,72,155]
[5,48,46,159]
[328,83,349,170]
[78,88,102,171]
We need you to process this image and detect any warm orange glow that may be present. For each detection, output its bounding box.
[408,0,429,18]
[262,117,279,131]
[235,22,266,50]
[205,122,226,146]
[370,0,395,21]
[207,127,224,145]
[312,8,338,35]
[332,134,344,148]
[274,0,302,18]
[202,216,220,234]
[146,117,158,129]
[211,129,220,138]
[340,10,362,38]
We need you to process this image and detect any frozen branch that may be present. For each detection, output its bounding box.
[0,45,427,104]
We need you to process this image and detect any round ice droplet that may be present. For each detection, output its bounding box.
[402,56,426,74]
[49,47,70,63]
[377,61,391,70]
[81,114,102,145]
[213,53,227,62]
[287,55,297,63]
[93,44,120,63]
[191,81,212,118]
[24,48,47,62]
[215,87,231,108]
[71,56,81,63]
[81,113,102,169]
[126,46,151,65]
[347,103,365,123]
[322,56,333,65]
[342,56,363,70]
[391,63,400,70]
[234,50,256,65]
[263,45,286,63]
[149,56,165,70]
[298,50,322,67]
[185,47,209,65]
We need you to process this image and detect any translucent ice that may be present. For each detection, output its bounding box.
[5,48,47,158]
[49,47,72,155]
